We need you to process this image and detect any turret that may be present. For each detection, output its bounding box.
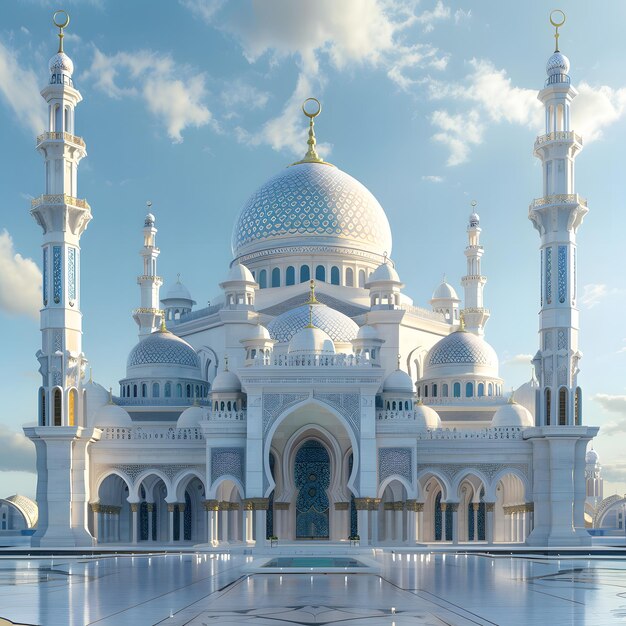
[430,275,460,324]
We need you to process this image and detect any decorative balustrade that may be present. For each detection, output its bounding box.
[263,353,372,367]
[31,194,90,210]
[423,396,503,405]
[416,427,524,440]
[137,275,163,283]
[534,130,582,149]
[377,410,419,421]
[530,194,587,209]
[100,426,204,440]
[400,304,446,322]
[116,397,208,407]
[207,410,247,421]
[36,131,86,148]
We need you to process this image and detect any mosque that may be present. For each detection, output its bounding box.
[24,12,600,548]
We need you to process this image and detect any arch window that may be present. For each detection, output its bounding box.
[442,383,449,398]
[220,401,225,411]
[345,268,354,287]
[358,269,366,288]
[575,387,582,425]
[488,383,493,397]
[141,383,147,398]
[53,388,62,426]
[258,270,267,289]
[286,266,295,286]
[133,384,138,398]
[315,265,326,282]
[186,384,191,398]
[39,388,46,426]
[424,386,428,398]
[466,382,474,398]
[330,266,340,285]
[69,388,77,427]
[271,267,280,288]
[176,383,182,398]
[453,382,461,398]
[432,383,438,398]
[152,382,160,398]
[558,387,567,425]
[545,388,552,425]
[164,382,171,398]
[477,382,485,397]
[300,265,310,283]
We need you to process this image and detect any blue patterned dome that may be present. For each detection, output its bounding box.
[127,329,200,369]
[232,162,392,259]
[426,331,498,370]
[267,303,358,344]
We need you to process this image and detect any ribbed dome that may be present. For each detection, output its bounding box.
[288,326,335,355]
[211,370,241,393]
[267,303,358,344]
[127,330,200,369]
[491,402,533,428]
[3,495,38,528]
[383,369,414,393]
[513,373,539,417]
[84,380,109,423]
[546,51,570,76]
[432,281,459,300]
[425,330,498,376]
[368,262,400,283]
[415,403,442,429]
[177,404,205,428]
[164,280,193,301]
[232,162,392,259]
[94,403,132,427]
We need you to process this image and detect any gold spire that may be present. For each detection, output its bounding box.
[306,303,315,329]
[458,312,466,332]
[52,10,70,54]
[159,313,167,333]
[550,10,566,53]
[306,279,319,305]
[290,98,334,167]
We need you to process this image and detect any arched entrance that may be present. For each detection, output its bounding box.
[295,440,330,539]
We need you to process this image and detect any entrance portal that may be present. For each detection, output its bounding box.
[295,440,330,539]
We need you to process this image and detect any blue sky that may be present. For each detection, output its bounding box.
[0,0,625,500]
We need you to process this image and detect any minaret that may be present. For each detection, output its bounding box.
[529,12,587,427]
[460,202,490,334]
[133,204,163,335]
[24,12,98,547]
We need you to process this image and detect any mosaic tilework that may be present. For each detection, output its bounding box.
[53,246,62,304]
[42,248,48,306]
[67,247,76,306]
[127,332,200,368]
[558,245,567,304]
[428,332,498,367]
[232,162,392,255]
[295,441,330,539]
[378,447,412,483]
[211,447,244,485]
[545,247,552,305]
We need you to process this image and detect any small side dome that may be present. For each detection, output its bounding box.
[546,51,570,76]
[49,52,74,76]
[357,324,379,340]
[226,263,255,283]
[84,379,109,422]
[211,370,241,393]
[383,369,414,393]
[491,401,534,428]
[368,262,400,283]
[144,213,155,227]
[469,212,480,227]
[432,281,459,300]
[177,404,205,428]
[245,324,271,341]
[513,372,539,416]
[94,402,132,427]
[415,402,442,429]
[586,448,599,464]
[127,328,200,370]
[165,279,193,302]
[288,326,335,355]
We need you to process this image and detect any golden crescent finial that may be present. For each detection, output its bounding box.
[52,10,70,53]
[471,200,477,208]
[549,10,566,52]
[302,97,322,119]
[290,98,331,167]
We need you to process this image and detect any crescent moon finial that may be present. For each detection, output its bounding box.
[52,10,70,54]
[549,9,566,52]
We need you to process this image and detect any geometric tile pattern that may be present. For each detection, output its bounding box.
[378,447,412,484]
[428,332,498,368]
[127,331,200,368]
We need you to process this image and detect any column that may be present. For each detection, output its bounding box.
[355,498,369,544]
[416,503,424,542]
[114,507,120,542]
[204,500,218,545]
[449,504,459,544]
[405,500,418,544]
[90,503,100,543]
[486,503,495,544]
[102,509,108,543]
[130,503,139,544]
[231,503,240,542]
[253,498,269,544]
[178,503,186,541]
[334,502,349,541]
[219,501,229,543]
[472,503,479,541]
[147,503,154,541]
[384,502,394,542]
[440,503,447,541]
[274,502,289,539]
[244,501,254,543]
[167,503,175,543]
[394,502,404,543]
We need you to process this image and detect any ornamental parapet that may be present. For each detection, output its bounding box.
[208,410,247,422]
[31,194,90,210]
[503,503,534,514]
[36,131,86,148]
[400,304,446,322]
[263,354,372,368]
[376,409,420,421]
[100,426,204,440]
[415,427,525,440]
[133,307,163,315]
[136,276,163,283]
[534,130,581,150]
[530,193,587,210]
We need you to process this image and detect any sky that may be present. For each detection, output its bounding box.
[0,0,625,502]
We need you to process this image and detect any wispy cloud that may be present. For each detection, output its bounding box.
[221,80,270,110]
[179,0,226,23]
[502,353,534,366]
[422,175,444,183]
[594,394,626,434]
[0,230,41,320]
[0,426,35,473]
[580,283,620,309]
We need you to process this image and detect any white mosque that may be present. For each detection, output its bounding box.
[24,13,599,548]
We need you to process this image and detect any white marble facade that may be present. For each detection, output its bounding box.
[25,16,597,549]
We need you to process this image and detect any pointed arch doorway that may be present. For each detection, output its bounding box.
[295,440,330,539]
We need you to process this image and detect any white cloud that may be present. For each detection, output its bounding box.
[454,8,472,23]
[594,394,626,435]
[422,175,444,183]
[431,108,483,166]
[416,0,450,33]
[221,80,270,110]
[0,230,41,320]
[0,426,35,473]
[572,83,626,143]
[502,353,534,366]
[179,0,225,23]
[0,41,46,136]
[580,283,621,309]
[83,48,213,142]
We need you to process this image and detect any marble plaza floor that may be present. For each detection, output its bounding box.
[1,549,626,625]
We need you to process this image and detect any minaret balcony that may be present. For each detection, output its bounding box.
[530,194,587,210]
[31,194,90,210]
[534,131,582,152]
[36,131,85,149]
[137,275,163,283]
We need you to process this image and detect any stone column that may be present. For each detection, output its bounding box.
[274,502,289,540]
[231,503,240,542]
[167,503,175,543]
[485,503,495,544]
[416,503,424,542]
[369,499,381,544]
[114,507,121,542]
[405,500,418,544]
[130,503,139,544]
[384,502,394,542]
[334,502,350,541]
[355,498,370,544]
[101,510,108,543]
[440,503,448,541]
[90,503,100,543]
[219,501,229,543]
[394,502,404,543]
[178,503,186,541]
[147,503,154,541]
[449,503,459,544]
[252,498,269,544]
[473,503,479,541]
[204,500,218,545]
[243,500,254,543]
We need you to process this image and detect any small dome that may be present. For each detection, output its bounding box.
[513,372,539,417]
[144,213,155,227]
[226,263,255,283]
[546,51,570,76]
[177,404,205,428]
[383,369,414,393]
[127,329,200,369]
[164,279,193,302]
[432,281,459,300]
[357,324,379,340]
[586,448,599,464]
[211,370,241,393]
[415,402,442,429]
[426,330,498,374]
[268,303,358,344]
[288,326,335,355]
[491,402,534,428]
[94,402,132,427]
[469,212,480,226]
[84,380,109,422]
[49,52,74,75]
[245,324,271,341]
[3,495,38,528]
[367,262,400,284]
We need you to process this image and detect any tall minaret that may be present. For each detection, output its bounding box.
[461,201,490,335]
[24,12,98,548]
[530,12,587,427]
[133,204,163,335]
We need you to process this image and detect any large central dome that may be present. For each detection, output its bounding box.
[232,161,392,261]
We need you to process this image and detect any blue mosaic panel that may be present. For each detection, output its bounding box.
[140,502,148,540]
[540,249,543,306]
[467,501,486,541]
[378,448,412,483]
[67,247,76,306]
[295,440,330,539]
[53,246,62,304]
[43,248,48,306]
[572,248,576,304]
[349,453,357,538]
[211,448,244,485]
[184,491,192,541]
[558,245,567,304]
[232,162,392,254]
[127,332,200,368]
[545,247,552,305]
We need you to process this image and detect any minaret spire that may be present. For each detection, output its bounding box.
[133,202,164,336]
[460,201,490,335]
[530,10,587,427]
[290,98,334,167]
